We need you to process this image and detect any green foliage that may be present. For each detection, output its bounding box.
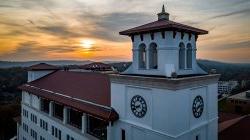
[0,102,20,140]
[0,67,27,93]
[0,67,25,140]
[198,60,250,81]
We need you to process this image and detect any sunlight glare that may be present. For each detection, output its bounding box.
[80,39,94,49]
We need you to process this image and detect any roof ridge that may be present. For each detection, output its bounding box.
[120,19,208,35]
[219,115,248,132]
[29,70,59,84]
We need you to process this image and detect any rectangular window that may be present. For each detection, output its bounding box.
[68,109,82,129]
[122,129,125,140]
[58,130,61,140]
[40,119,48,131]
[41,98,50,113]
[196,135,199,140]
[40,136,45,140]
[52,126,54,136]
[87,115,108,140]
[66,134,75,140]
[51,125,61,140]
[55,127,57,137]
[23,109,29,118]
[22,123,29,133]
[53,102,64,120]
[31,113,37,124]
[30,129,37,140]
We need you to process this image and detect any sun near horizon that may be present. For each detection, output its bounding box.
[0,0,249,63]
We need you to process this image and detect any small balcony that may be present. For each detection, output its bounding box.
[67,108,82,129]
[53,102,64,121]
[40,98,50,114]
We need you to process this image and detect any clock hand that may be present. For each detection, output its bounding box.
[135,105,140,108]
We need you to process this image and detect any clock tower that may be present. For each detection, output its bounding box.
[109,5,219,140]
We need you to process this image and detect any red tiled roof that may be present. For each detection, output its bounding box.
[119,20,208,35]
[219,115,250,140]
[19,71,118,121]
[28,63,60,71]
[80,62,112,71]
[219,112,242,123]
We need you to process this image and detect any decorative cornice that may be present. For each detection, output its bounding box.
[109,74,220,90]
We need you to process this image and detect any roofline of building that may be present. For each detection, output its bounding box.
[19,84,119,122]
[119,27,208,36]
[109,74,220,90]
[119,20,208,36]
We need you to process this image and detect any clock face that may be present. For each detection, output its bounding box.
[130,95,147,118]
[192,95,204,118]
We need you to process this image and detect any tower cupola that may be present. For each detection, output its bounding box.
[157,4,169,21]
[119,5,208,77]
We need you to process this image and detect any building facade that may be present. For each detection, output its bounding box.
[226,90,250,114]
[17,5,219,140]
[218,81,238,95]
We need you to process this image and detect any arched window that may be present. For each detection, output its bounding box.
[138,43,146,69]
[186,43,192,69]
[149,43,158,69]
[179,42,185,69]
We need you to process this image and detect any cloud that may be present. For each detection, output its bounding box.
[0,4,15,8]
[77,12,151,41]
[215,41,250,50]
[210,9,250,19]
[37,25,82,38]
[0,41,79,59]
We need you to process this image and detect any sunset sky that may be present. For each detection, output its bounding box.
[0,0,249,63]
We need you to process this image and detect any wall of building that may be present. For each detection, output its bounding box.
[218,81,238,95]
[28,70,54,82]
[124,31,206,77]
[226,98,250,114]
[20,93,95,140]
[110,81,218,140]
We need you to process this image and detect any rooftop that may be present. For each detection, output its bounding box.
[80,62,113,71]
[228,90,250,101]
[19,70,118,121]
[28,63,60,71]
[219,115,250,140]
[219,112,242,123]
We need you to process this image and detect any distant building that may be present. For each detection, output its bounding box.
[226,90,250,114]
[218,81,238,95]
[80,62,113,71]
[16,5,219,140]
[27,63,60,82]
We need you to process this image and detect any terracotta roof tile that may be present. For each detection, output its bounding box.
[219,115,250,140]
[119,20,208,35]
[19,71,118,121]
[219,112,242,123]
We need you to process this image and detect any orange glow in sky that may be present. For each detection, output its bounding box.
[0,0,249,63]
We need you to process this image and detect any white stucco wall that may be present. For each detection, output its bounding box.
[124,31,206,77]
[22,91,30,106]
[20,92,96,140]
[28,70,54,82]
[110,81,218,140]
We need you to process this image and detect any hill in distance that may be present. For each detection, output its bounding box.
[0,59,249,81]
